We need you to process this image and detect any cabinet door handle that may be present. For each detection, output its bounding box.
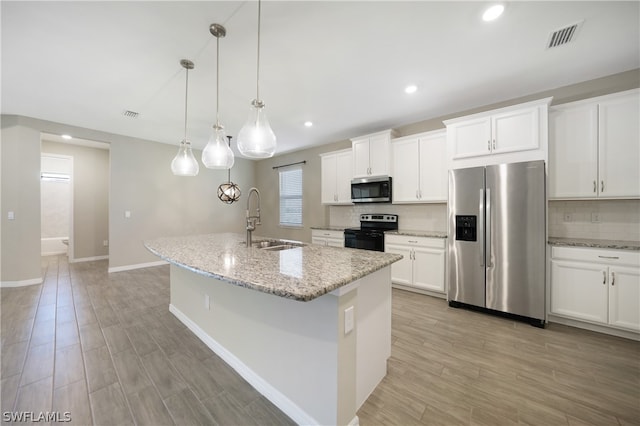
[601,180,604,193]
[492,139,496,150]
[602,271,607,285]
[593,180,597,193]
[598,255,619,260]
[408,240,418,243]
[419,189,422,199]
[611,272,615,286]
[416,190,419,199]
[487,140,491,151]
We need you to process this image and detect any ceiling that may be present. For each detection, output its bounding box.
[2,1,639,157]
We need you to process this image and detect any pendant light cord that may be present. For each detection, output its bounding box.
[216,35,220,126]
[226,135,232,181]
[256,0,261,101]
[184,66,189,141]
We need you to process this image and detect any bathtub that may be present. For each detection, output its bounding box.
[41,237,68,256]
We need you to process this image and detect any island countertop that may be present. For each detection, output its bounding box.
[144,233,402,302]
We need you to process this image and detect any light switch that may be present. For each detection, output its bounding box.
[124,210,131,219]
[7,211,15,220]
[344,305,354,335]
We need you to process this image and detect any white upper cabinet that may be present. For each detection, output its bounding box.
[351,130,397,178]
[549,89,640,199]
[549,104,598,198]
[391,130,447,203]
[598,91,640,198]
[320,149,352,205]
[444,97,551,169]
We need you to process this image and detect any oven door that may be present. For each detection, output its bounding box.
[344,230,385,251]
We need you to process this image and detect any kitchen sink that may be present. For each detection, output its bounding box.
[260,244,302,251]
[242,239,306,251]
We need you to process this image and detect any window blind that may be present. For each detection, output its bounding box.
[279,167,303,226]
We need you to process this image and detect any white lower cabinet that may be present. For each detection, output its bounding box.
[385,235,446,294]
[550,246,640,333]
[311,229,344,247]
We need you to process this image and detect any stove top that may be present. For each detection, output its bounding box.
[346,214,399,232]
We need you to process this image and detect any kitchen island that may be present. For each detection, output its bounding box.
[145,233,402,426]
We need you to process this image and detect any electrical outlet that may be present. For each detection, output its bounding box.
[204,294,210,310]
[103,240,109,247]
[124,210,131,219]
[7,211,14,220]
[563,213,572,222]
[591,212,601,223]
[344,306,354,335]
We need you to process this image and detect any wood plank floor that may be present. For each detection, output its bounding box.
[1,255,639,425]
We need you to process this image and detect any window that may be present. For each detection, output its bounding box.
[279,167,303,227]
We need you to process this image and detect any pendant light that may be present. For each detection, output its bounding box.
[217,136,242,204]
[237,0,276,158]
[171,59,200,176]
[202,24,235,169]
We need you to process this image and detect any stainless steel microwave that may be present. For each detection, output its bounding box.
[351,176,392,203]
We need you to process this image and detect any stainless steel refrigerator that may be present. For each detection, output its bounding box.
[447,160,546,327]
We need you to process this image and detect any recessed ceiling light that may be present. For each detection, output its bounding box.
[304,121,313,127]
[405,85,417,94]
[61,134,72,140]
[482,4,504,22]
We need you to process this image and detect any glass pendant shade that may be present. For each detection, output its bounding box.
[171,140,199,176]
[237,100,276,158]
[202,125,235,169]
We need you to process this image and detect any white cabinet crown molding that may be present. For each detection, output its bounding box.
[442,97,553,126]
[549,88,640,111]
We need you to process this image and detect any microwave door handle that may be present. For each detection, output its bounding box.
[479,189,484,267]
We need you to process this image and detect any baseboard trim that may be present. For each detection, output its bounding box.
[70,255,109,264]
[108,260,168,273]
[0,277,43,288]
[548,314,640,341]
[169,304,320,426]
[392,283,446,299]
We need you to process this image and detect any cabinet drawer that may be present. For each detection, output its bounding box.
[551,246,640,267]
[385,234,445,249]
[311,230,344,240]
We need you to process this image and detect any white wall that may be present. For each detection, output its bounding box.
[41,155,71,239]
[109,136,255,270]
[1,115,257,282]
[1,118,42,284]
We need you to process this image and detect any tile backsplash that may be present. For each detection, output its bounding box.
[330,200,640,242]
[548,200,640,241]
[330,203,447,232]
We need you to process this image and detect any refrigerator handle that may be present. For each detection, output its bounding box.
[486,188,492,268]
[479,188,485,267]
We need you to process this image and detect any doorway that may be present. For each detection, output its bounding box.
[40,154,73,257]
[40,133,110,263]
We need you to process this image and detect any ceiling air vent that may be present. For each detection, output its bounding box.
[547,21,583,49]
[122,110,139,119]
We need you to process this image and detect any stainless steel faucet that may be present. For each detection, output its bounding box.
[246,187,261,246]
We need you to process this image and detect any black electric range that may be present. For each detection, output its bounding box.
[344,214,398,252]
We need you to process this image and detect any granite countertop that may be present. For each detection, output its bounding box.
[386,230,448,239]
[548,237,640,251]
[144,233,402,302]
[310,226,347,232]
